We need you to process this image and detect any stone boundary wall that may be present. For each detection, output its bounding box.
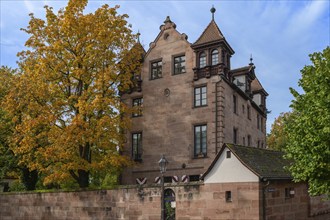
[264,181,330,220]
[309,195,330,217]
[0,182,329,220]
[0,185,161,220]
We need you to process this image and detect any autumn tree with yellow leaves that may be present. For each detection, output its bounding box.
[4,0,141,188]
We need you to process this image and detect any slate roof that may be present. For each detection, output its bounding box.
[202,144,292,181]
[192,20,224,46]
[251,78,268,95]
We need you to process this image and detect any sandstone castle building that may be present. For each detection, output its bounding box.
[121,8,268,185]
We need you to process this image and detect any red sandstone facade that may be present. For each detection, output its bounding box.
[121,10,268,185]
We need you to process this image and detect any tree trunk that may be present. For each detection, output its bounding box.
[77,169,89,188]
[21,167,38,191]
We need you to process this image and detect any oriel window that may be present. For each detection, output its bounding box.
[211,49,219,65]
[199,52,206,68]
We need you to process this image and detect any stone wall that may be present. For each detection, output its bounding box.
[309,194,330,217]
[264,180,330,220]
[0,185,161,220]
[1,182,329,220]
[0,182,261,220]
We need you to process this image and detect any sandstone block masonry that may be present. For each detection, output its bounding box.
[0,182,329,220]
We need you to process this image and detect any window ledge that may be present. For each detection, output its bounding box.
[149,77,163,81]
[194,105,208,108]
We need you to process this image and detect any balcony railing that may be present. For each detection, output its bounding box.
[193,63,227,80]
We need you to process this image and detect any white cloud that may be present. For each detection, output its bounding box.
[286,1,328,36]
[24,0,35,13]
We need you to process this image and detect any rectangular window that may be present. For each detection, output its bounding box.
[233,128,238,144]
[247,106,251,120]
[261,117,264,131]
[233,95,237,114]
[199,52,207,68]
[257,114,260,129]
[132,97,143,117]
[174,55,186,75]
[194,125,207,157]
[243,137,246,146]
[285,188,295,198]
[226,151,231,158]
[194,86,207,107]
[247,135,251,146]
[189,175,200,182]
[151,60,162,79]
[132,133,142,161]
[225,191,232,202]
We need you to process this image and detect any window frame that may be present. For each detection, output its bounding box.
[211,49,219,65]
[225,191,232,202]
[150,60,162,80]
[247,135,251,146]
[132,97,143,117]
[247,105,251,120]
[233,127,238,144]
[132,132,142,161]
[194,86,207,107]
[233,95,237,114]
[199,52,207,68]
[194,124,207,158]
[173,54,186,75]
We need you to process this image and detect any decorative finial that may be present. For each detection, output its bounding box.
[137,30,141,43]
[249,54,254,65]
[210,5,216,20]
[164,16,172,23]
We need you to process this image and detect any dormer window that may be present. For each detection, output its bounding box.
[221,50,226,64]
[199,52,206,68]
[211,49,219,65]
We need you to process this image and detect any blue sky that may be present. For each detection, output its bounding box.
[1,0,329,133]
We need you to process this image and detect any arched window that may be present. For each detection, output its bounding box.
[199,52,206,68]
[164,188,175,220]
[211,49,219,65]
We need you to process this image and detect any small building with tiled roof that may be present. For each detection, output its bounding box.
[202,144,292,183]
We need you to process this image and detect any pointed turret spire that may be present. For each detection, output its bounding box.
[137,30,141,43]
[210,5,216,20]
[249,54,254,65]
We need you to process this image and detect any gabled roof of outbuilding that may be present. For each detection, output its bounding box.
[202,144,292,181]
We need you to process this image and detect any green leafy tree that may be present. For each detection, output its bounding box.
[267,112,291,151]
[285,46,330,196]
[4,0,140,188]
